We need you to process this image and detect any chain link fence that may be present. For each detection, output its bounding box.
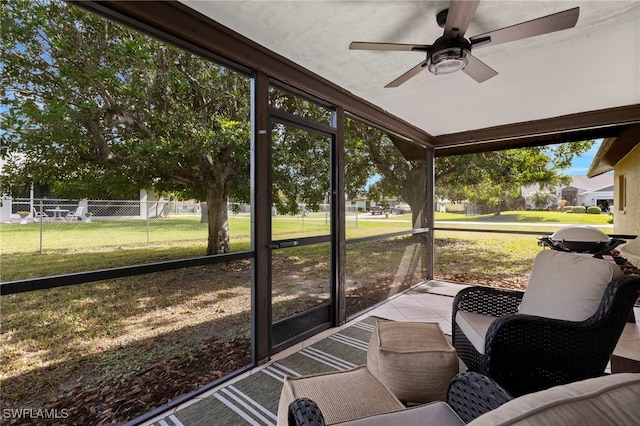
[3,198,207,255]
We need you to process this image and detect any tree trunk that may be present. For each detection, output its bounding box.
[402,166,428,229]
[200,203,208,223]
[411,206,425,228]
[205,184,230,255]
[404,192,427,229]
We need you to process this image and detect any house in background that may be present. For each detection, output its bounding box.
[588,129,640,237]
[559,174,614,209]
[521,174,613,211]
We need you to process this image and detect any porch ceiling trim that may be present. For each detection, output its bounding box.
[433,105,640,156]
[588,124,640,177]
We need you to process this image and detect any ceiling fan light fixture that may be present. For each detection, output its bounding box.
[428,46,470,75]
[426,36,471,75]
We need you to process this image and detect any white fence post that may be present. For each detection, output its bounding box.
[0,196,12,223]
[140,189,148,218]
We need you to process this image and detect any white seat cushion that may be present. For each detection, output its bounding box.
[468,373,640,426]
[518,250,622,321]
[455,311,498,355]
[335,401,465,426]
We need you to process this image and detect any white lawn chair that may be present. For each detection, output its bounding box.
[66,206,85,222]
[31,207,49,222]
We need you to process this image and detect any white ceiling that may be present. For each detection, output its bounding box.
[181,1,639,137]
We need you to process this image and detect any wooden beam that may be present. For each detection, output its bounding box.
[252,71,271,364]
[433,105,640,156]
[334,107,347,326]
[588,124,640,177]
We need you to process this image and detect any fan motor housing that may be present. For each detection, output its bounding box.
[427,36,471,75]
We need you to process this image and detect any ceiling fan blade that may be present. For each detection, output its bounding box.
[470,7,579,49]
[349,42,430,52]
[463,55,498,83]
[385,60,428,88]
[444,0,480,39]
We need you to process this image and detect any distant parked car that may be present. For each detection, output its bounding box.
[369,206,384,215]
[391,204,411,214]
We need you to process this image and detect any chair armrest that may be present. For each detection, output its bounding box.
[590,275,640,324]
[452,286,523,319]
[446,372,513,423]
[288,398,326,426]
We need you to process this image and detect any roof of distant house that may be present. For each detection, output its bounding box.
[521,174,613,199]
[566,174,613,192]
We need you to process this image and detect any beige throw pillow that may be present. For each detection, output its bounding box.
[518,250,622,321]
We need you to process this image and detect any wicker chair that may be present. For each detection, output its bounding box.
[452,274,640,397]
[287,372,513,425]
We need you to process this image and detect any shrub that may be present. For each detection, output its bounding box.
[587,206,602,215]
[571,206,586,214]
[562,205,573,213]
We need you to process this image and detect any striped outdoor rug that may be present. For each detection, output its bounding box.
[149,316,382,426]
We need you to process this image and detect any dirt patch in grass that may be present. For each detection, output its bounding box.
[37,338,250,426]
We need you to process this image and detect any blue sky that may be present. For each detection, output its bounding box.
[565,139,603,176]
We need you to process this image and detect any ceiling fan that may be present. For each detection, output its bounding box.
[349,1,579,87]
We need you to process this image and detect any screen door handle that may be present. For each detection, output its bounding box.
[268,240,299,249]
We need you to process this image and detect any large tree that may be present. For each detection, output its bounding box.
[268,89,333,216]
[1,0,250,254]
[345,117,594,223]
[344,119,428,227]
[435,145,590,215]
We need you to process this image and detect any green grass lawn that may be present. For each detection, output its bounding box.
[1,210,612,282]
[434,210,613,224]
